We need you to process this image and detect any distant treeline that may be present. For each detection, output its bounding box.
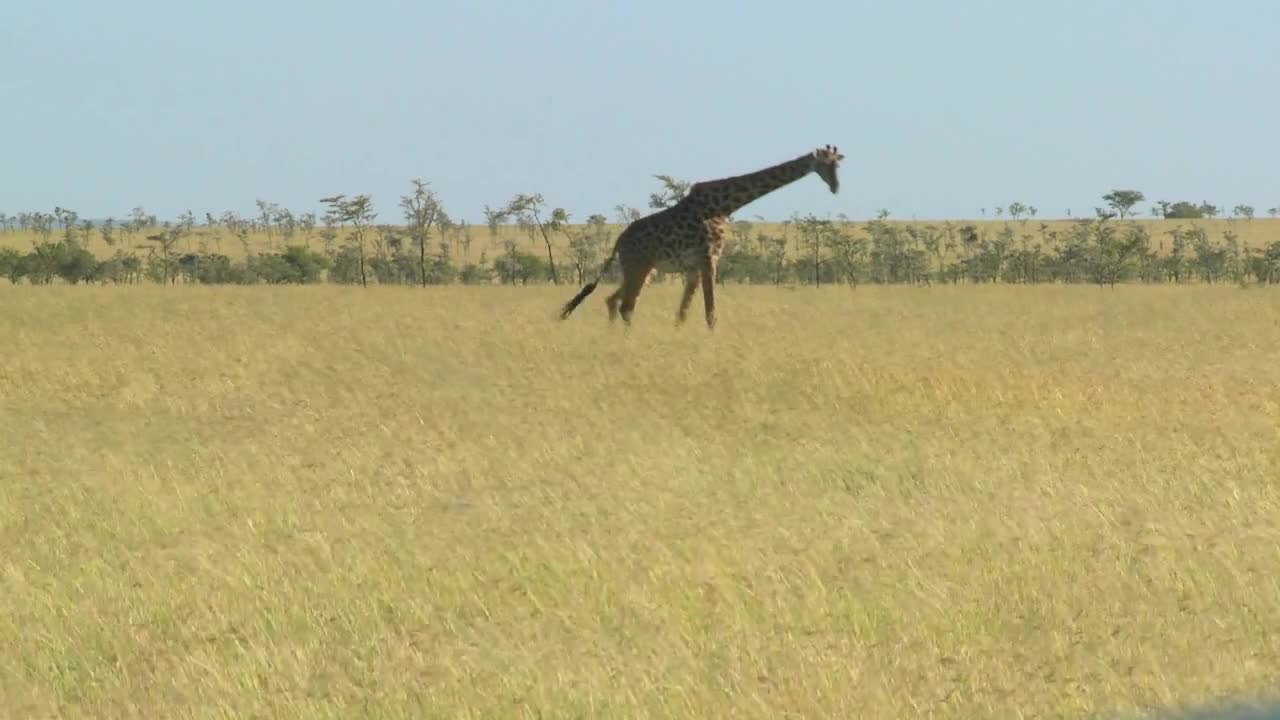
[3,214,1279,288]
[2,184,1278,288]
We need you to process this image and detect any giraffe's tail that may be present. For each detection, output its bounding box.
[559,244,619,320]
[558,281,599,320]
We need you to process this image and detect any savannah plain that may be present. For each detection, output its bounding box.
[3,215,1280,719]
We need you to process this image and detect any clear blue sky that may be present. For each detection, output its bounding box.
[3,0,1277,224]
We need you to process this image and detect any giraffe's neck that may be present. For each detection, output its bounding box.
[684,154,815,216]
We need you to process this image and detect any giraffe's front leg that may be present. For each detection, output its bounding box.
[699,257,718,330]
[675,269,700,325]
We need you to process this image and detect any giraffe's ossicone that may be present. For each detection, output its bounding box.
[559,144,846,329]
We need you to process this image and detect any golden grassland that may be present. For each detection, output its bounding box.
[2,282,1280,719]
[2,217,1278,264]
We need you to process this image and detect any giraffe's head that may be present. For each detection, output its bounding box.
[810,145,845,194]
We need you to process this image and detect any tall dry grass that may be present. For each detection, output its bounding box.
[2,283,1279,718]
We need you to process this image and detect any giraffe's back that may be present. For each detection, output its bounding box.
[618,203,729,273]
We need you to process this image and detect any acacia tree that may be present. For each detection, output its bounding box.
[276,208,297,244]
[126,206,153,242]
[482,205,507,247]
[298,212,317,246]
[256,200,280,248]
[53,207,80,244]
[455,220,474,260]
[1007,201,1030,224]
[564,213,610,284]
[827,223,868,286]
[30,212,54,242]
[1089,216,1148,288]
[1102,189,1144,219]
[795,214,836,287]
[1163,201,1204,219]
[503,193,562,285]
[648,174,690,209]
[146,223,189,285]
[99,218,116,247]
[176,211,197,253]
[614,205,642,224]
[321,193,376,287]
[400,178,448,287]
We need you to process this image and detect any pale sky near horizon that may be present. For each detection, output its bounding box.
[3,0,1277,224]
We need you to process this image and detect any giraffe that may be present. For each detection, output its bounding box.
[558,144,846,330]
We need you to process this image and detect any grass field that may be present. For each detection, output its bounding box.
[2,217,1278,264]
[2,283,1280,718]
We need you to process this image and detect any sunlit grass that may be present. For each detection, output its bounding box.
[2,282,1279,718]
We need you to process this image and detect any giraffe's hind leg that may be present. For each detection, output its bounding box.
[675,269,700,325]
[607,264,656,323]
[617,260,654,325]
[605,286,623,322]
